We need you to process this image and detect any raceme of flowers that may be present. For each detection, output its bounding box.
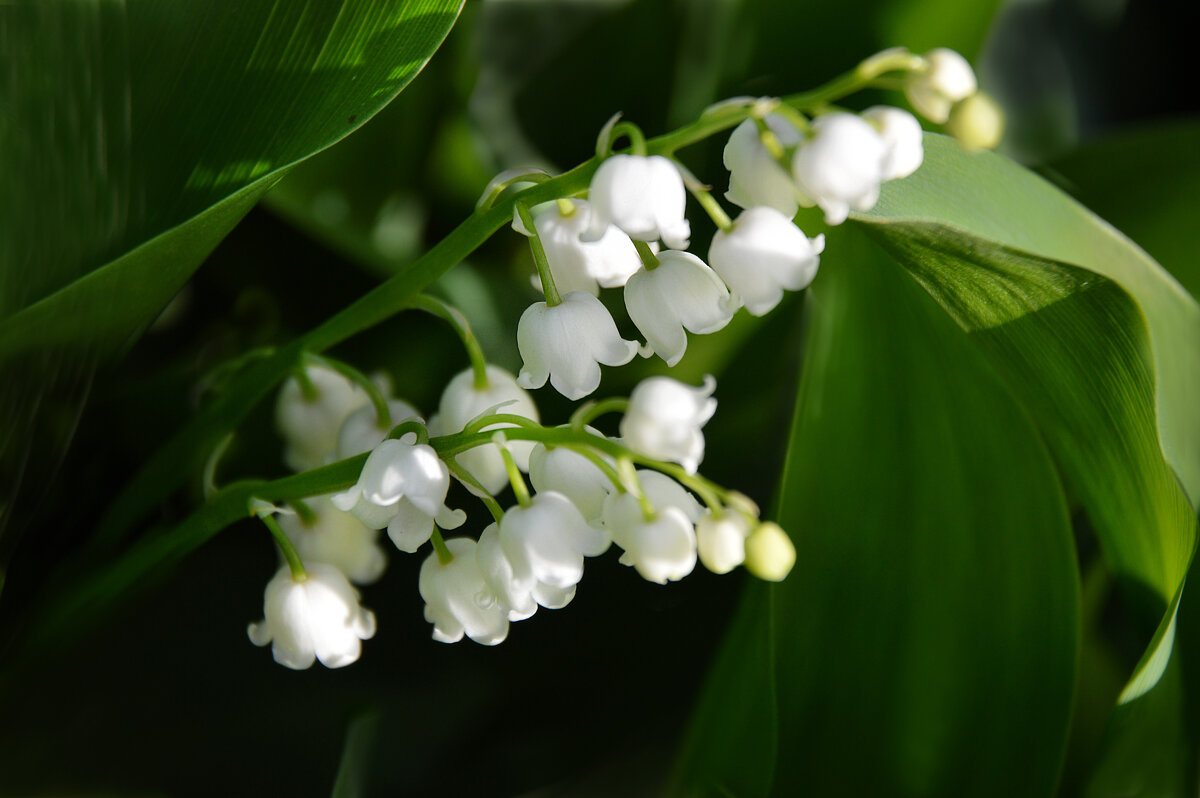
[512,48,994,399]
[249,362,792,668]
[242,46,995,670]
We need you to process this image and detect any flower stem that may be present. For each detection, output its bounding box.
[430,529,454,565]
[476,168,552,211]
[444,459,505,523]
[291,498,317,525]
[633,240,660,270]
[387,419,430,445]
[569,397,630,430]
[304,352,392,430]
[202,433,234,501]
[496,438,532,508]
[515,201,562,307]
[410,294,490,391]
[261,513,307,581]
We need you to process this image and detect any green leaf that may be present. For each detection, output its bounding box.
[1047,120,1200,301]
[1,0,464,358]
[673,232,1080,797]
[864,134,1200,512]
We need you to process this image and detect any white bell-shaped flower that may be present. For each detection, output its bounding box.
[603,493,697,585]
[723,114,807,217]
[637,468,707,522]
[624,251,736,367]
[430,365,540,495]
[708,207,825,317]
[331,439,465,552]
[277,497,388,585]
[533,200,642,295]
[499,491,609,591]
[419,537,509,645]
[696,513,752,574]
[620,375,717,474]
[517,291,640,400]
[905,48,977,124]
[476,522,576,622]
[335,398,422,460]
[862,106,924,180]
[247,563,377,669]
[583,154,691,250]
[791,112,887,225]
[528,431,615,525]
[275,365,370,472]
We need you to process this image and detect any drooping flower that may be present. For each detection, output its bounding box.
[419,537,509,645]
[708,207,825,316]
[905,48,977,124]
[430,365,540,495]
[247,563,377,669]
[624,251,736,367]
[331,439,465,552]
[275,365,370,472]
[583,154,691,250]
[532,199,642,295]
[499,491,610,591]
[603,491,697,585]
[723,114,807,217]
[476,522,575,622]
[528,430,615,525]
[335,398,422,460]
[620,375,717,474]
[517,291,640,400]
[862,105,924,180]
[696,513,753,574]
[791,112,887,225]
[277,497,388,585]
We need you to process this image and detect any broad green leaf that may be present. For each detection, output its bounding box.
[1048,120,1200,301]
[672,232,1080,797]
[864,134,1200,511]
[1,0,464,358]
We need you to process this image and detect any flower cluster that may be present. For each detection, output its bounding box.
[249,359,793,668]
[513,48,995,401]
[245,47,991,670]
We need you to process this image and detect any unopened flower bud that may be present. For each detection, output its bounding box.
[945,92,1005,151]
[696,513,752,574]
[743,521,795,582]
[905,48,977,124]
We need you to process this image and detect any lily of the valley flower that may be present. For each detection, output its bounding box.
[476,522,575,622]
[517,291,640,400]
[275,365,370,472]
[335,397,422,460]
[500,491,610,590]
[332,439,466,552]
[277,497,388,585]
[621,375,717,474]
[431,365,540,495]
[708,207,825,316]
[602,470,705,584]
[862,106,924,181]
[248,563,377,669]
[528,432,615,526]
[419,537,509,645]
[533,199,642,295]
[723,114,807,217]
[791,112,887,225]
[696,513,752,574]
[624,251,736,367]
[905,48,977,124]
[583,154,691,250]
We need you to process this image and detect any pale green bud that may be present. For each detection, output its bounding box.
[946,92,1005,151]
[743,521,796,582]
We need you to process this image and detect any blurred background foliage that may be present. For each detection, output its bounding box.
[1,0,1198,795]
